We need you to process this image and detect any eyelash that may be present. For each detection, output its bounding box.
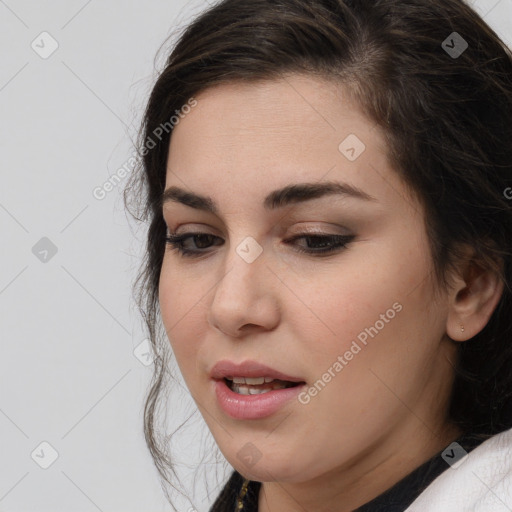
[164,232,355,258]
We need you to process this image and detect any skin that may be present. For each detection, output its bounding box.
[158,74,503,511]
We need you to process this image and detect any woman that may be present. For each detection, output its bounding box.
[124,0,512,510]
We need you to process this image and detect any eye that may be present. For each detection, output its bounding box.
[165,232,354,258]
[284,233,355,256]
[165,232,222,257]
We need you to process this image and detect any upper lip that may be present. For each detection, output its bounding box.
[210,359,305,383]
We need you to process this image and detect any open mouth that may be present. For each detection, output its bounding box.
[224,377,303,395]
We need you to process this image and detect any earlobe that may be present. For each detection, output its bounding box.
[446,260,504,342]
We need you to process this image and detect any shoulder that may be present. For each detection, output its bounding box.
[405,427,512,511]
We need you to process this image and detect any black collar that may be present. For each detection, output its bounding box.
[211,432,488,512]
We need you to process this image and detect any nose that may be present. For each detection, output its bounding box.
[207,240,281,338]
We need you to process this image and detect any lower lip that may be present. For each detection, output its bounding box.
[213,379,306,420]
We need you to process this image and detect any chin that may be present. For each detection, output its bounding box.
[231,450,314,483]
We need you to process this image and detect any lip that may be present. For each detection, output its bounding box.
[210,359,304,382]
[210,359,306,420]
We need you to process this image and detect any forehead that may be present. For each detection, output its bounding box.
[165,74,410,213]
[170,74,372,150]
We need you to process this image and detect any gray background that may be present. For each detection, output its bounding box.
[1,1,511,511]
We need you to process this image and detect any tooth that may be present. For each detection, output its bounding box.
[245,377,265,385]
[248,387,272,395]
[230,381,291,395]
[264,377,275,383]
[231,376,266,385]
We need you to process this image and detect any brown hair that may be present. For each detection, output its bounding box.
[124,0,512,506]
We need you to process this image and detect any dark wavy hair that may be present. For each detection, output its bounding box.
[124,0,512,507]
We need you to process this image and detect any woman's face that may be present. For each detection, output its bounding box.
[159,74,459,484]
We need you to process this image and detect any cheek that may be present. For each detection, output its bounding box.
[291,253,408,343]
[291,235,438,381]
[298,260,441,410]
[158,262,207,387]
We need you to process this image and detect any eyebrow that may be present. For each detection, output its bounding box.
[160,181,376,214]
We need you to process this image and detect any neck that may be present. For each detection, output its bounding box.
[257,420,463,512]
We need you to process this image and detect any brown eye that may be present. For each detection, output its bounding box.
[165,232,223,257]
[284,234,355,256]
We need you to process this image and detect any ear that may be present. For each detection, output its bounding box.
[446,252,504,342]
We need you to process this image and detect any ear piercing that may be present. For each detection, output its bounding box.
[460,324,465,332]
